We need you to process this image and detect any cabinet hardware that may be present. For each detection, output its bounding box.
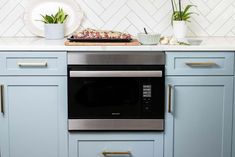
[18,62,48,67]
[185,62,217,67]
[0,85,4,114]
[70,71,162,78]
[168,84,172,113]
[102,151,131,156]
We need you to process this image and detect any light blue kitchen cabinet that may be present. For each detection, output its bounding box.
[0,51,68,157]
[166,52,234,76]
[233,79,235,157]
[0,76,68,157]
[164,76,233,157]
[0,52,67,76]
[233,110,235,157]
[69,133,163,157]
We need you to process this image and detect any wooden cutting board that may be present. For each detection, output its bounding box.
[64,39,140,46]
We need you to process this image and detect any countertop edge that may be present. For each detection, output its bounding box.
[1,37,235,51]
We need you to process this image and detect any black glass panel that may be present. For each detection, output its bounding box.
[75,79,139,106]
[68,65,165,119]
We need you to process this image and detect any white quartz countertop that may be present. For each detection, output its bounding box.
[1,37,235,51]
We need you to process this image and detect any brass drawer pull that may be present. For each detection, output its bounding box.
[0,85,4,114]
[185,62,217,67]
[18,62,48,67]
[168,84,172,113]
[102,151,131,156]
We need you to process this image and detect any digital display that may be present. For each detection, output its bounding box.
[143,85,151,98]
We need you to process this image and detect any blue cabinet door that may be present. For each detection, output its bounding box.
[164,76,233,157]
[0,76,68,157]
[233,92,235,157]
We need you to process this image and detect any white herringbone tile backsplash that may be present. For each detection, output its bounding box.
[1,0,235,37]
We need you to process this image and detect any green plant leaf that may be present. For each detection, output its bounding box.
[37,7,68,24]
[40,14,49,23]
[45,15,54,23]
[171,3,198,23]
[64,15,68,22]
[183,5,195,15]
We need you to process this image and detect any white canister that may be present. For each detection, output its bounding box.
[44,24,64,40]
[172,21,187,39]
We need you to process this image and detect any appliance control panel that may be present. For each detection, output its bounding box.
[142,84,152,112]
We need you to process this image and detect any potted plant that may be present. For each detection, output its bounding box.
[170,0,197,39]
[39,8,68,39]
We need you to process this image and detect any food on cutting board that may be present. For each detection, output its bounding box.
[72,28,132,40]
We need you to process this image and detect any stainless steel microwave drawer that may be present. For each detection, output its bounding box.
[166,52,234,76]
[0,52,67,75]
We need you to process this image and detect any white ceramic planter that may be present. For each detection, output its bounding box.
[173,21,187,39]
[44,24,64,40]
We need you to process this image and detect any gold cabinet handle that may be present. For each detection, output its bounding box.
[185,62,217,67]
[18,62,48,67]
[0,85,4,114]
[168,84,172,113]
[102,151,131,156]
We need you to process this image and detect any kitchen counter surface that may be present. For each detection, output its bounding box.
[1,37,235,51]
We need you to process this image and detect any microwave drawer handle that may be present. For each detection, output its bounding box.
[69,71,162,77]
[102,151,131,156]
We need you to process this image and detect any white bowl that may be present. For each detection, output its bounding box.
[137,33,161,45]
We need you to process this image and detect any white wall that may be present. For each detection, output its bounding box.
[1,0,235,37]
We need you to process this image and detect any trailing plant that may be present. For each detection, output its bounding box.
[39,8,68,24]
[170,0,197,23]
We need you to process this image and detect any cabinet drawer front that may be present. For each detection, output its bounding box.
[78,140,154,157]
[0,52,66,75]
[166,52,234,75]
[69,133,163,157]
